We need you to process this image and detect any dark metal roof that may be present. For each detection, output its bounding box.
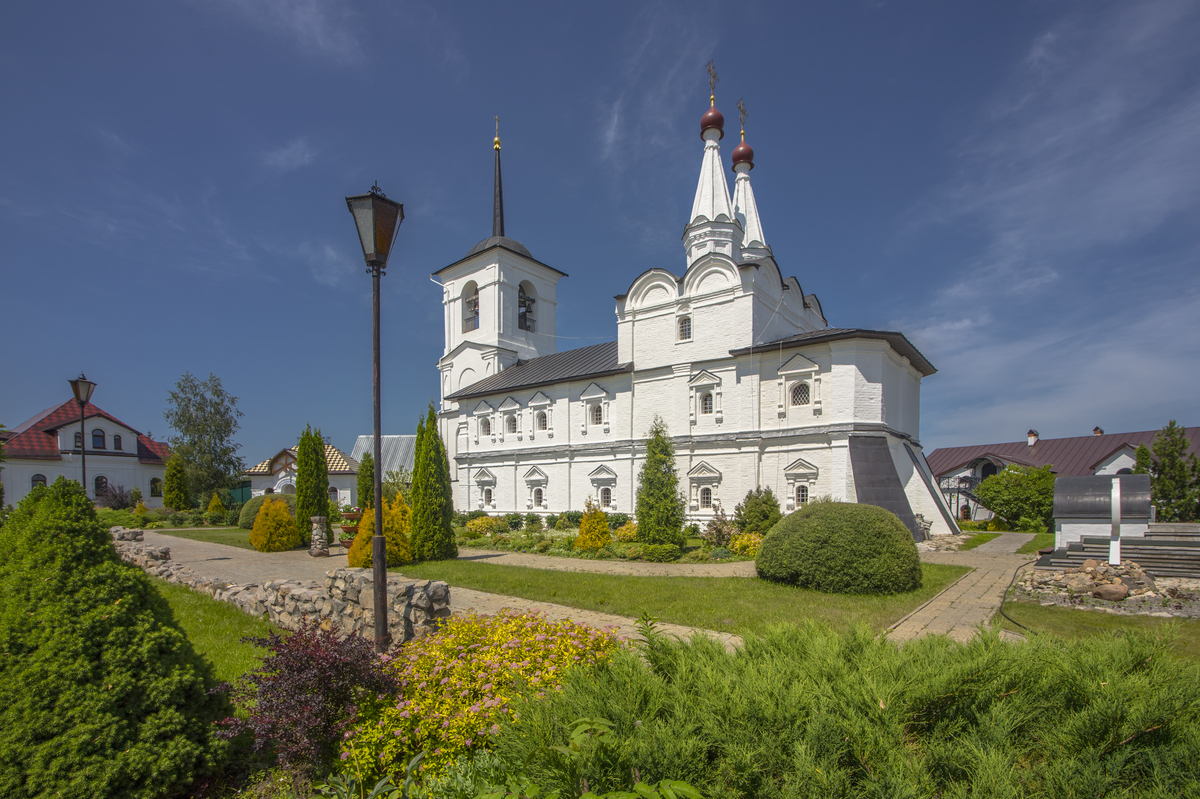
[1054,475,1152,520]
[445,340,629,401]
[849,435,923,541]
[729,328,936,377]
[927,427,1200,478]
[433,240,568,278]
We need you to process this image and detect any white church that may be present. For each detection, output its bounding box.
[433,93,958,540]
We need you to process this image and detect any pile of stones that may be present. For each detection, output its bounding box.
[1023,558,1156,602]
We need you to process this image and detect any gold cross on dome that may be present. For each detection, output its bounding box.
[494,115,499,137]
[705,60,719,101]
[737,98,747,128]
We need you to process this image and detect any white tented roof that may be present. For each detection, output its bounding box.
[351,435,417,475]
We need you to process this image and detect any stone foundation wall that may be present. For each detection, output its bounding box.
[110,527,451,643]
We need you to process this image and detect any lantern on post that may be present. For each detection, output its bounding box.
[68,373,97,495]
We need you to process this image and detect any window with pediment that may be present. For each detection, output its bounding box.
[700,393,714,415]
[480,417,492,437]
[590,404,603,425]
[534,487,543,507]
[796,485,808,506]
[536,411,548,431]
[600,487,612,508]
[506,415,517,434]
[700,487,712,509]
[791,382,810,406]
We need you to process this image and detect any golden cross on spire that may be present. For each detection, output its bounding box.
[737,98,747,141]
[705,60,719,105]
[494,115,501,150]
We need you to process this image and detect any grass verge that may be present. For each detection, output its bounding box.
[399,561,969,635]
[1017,532,1056,554]
[960,532,1001,550]
[998,599,1200,660]
[157,527,274,550]
[155,578,275,683]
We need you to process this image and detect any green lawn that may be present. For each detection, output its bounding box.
[998,599,1200,660]
[156,526,259,549]
[399,561,970,636]
[1017,532,1056,554]
[155,578,276,683]
[960,532,1001,550]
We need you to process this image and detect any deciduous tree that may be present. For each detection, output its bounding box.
[974,464,1055,532]
[163,373,245,501]
[635,416,686,546]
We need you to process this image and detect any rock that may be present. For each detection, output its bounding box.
[1093,583,1130,602]
[1065,574,1094,593]
[1082,558,1100,569]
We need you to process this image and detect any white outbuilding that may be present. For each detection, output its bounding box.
[431,97,958,541]
[244,444,359,508]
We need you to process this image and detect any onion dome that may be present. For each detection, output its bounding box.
[701,103,725,139]
[731,139,754,169]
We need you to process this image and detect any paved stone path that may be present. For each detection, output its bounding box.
[141,533,742,649]
[888,533,1036,643]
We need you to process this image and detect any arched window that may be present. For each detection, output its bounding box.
[518,283,536,332]
[590,404,603,425]
[506,415,517,434]
[480,417,492,437]
[533,487,543,507]
[281,483,296,495]
[536,412,548,431]
[462,281,480,332]
[700,487,712,509]
[960,504,972,520]
[265,487,275,494]
[483,487,493,506]
[1116,468,1133,475]
[92,429,106,449]
[796,485,808,507]
[600,487,612,508]
[328,486,339,504]
[74,431,83,449]
[790,383,810,406]
[94,475,108,496]
[31,474,47,489]
[700,393,714,414]
[113,434,122,451]
[981,463,998,480]
[678,316,692,341]
[150,478,162,497]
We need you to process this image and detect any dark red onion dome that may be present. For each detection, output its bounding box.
[731,139,754,169]
[701,105,725,139]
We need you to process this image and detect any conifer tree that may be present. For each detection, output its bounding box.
[294,425,330,538]
[409,404,457,561]
[1142,421,1199,522]
[163,454,190,511]
[635,416,686,546]
[357,451,374,509]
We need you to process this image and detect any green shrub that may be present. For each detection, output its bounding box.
[95,507,143,529]
[524,513,544,533]
[957,519,990,531]
[635,417,686,546]
[238,493,298,528]
[0,478,227,799]
[249,496,303,552]
[163,453,190,510]
[203,511,224,526]
[168,512,187,527]
[503,512,524,530]
[545,513,559,529]
[974,464,1055,531]
[186,510,206,527]
[641,543,680,562]
[205,493,226,515]
[466,516,509,537]
[729,532,762,558]
[732,487,782,535]
[563,510,584,527]
[497,623,1200,799]
[223,509,240,526]
[756,503,921,595]
[615,519,638,542]
[607,512,631,530]
[611,543,643,560]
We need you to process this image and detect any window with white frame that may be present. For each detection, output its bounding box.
[536,411,548,431]
[113,434,122,451]
[92,429,106,449]
[678,315,692,341]
[790,382,810,406]
[533,487,543,507]
[796,485,808,506]
[505,415,517,434]
[700,487,713,509]
[480,417,492,436]
[700,392,714,415]
[462,282,480,332]
[600,487,612,508]
[328,486,339,504]
[94,475,108,496]
[590,404,603,425]
[483,487,493,506]
[150,478,162,497]
[74,431,83,448]
[518,284,536,332]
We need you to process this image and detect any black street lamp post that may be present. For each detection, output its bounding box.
[345,184,404,654]
[69,374,96,496]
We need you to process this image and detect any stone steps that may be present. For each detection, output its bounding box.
[1037,535,1200,578]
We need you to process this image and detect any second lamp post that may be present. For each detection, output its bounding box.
[346,183,404,654]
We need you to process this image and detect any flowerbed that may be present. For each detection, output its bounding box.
[343,610,621,781]
[456,527,750,564]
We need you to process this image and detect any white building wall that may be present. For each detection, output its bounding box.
[2,456,166,507]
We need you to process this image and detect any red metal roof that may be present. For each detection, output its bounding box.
[4,398,170,465]
[926,427,1200,478]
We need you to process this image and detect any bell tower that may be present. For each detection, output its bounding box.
[434,121,566,405]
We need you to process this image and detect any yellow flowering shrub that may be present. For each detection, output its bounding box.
[249,496,302,552]
[134,501,148,514]
[344,611,620,781]
[615,519,638,542]
[573,497,611,551]
[729,532,763,558]
[466,516,509,537]
[348,495,413,568]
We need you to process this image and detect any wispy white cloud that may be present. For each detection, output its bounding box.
[296,240,356,286]
[262,138,317,171]
[96,128,135,157]
[200,0,363,62]
[902,0,1200,447]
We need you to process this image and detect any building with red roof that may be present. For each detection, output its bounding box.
[1,397,170,507]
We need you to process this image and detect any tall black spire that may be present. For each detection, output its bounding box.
[492,117,504,237]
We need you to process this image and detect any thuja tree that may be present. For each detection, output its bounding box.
[294,425,330,537]
[163,453,190,510]
[1134,421,1199,522]
[636,416,686,546]
[0,478,227,798]
[409,404,457,561]
[733,487,783,535]
[974,464,1055,532]
[357,450,374,509]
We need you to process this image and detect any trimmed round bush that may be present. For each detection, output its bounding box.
[238,492,297,529]
[249,496,304,552]
[755,502,921,594]
[641,543,680,562]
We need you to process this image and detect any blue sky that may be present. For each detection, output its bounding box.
[2,0,1198,465]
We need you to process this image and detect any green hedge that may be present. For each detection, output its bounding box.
[641,543,680,563]
[756,502,921,594]
[237,492,297,528]
[0,478,227,798]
